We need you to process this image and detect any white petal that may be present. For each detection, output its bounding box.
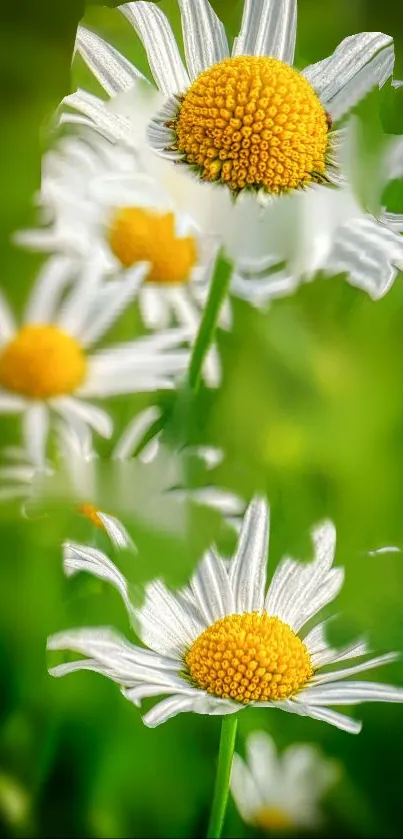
[303,33,394,120]
[56,260,104,339]
[0,293,16,344]
[326,216,403,300]
[139,286,171,330]
[23,403,49,467]
[178,0,229,80]
[0,394,26,413]
[265,520,341,632]
[384,135,403,183]
[142,694,200,727]
[24,256,73,325]
[123,680,192,706]
[142,691,240,726]
[80,268,147,347]
[298,681,403,705]
[63,541,133,610]
[97,513,135,551]
[229,497,269,613]
[48,626,180,683]
[233,0,297,64]
[246,732,280,803]
[62,89,133,146]
[269,697,362,734]
[189,487,245,518]
[190,548,235,625]
[230,754,264,823]
[312,652,399,685]
[113,406,161,460]
[138,579,204,656]
[52,396,113,439]
[119,2,190,95]
[76,25,145,97]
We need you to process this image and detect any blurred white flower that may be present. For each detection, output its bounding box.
[48,497,403,729]
[58,1,403,299]
[230,730,339,832]
[0,408,244,544]
[17,132,227,386]
[0,256,189,465]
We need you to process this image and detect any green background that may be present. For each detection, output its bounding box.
[2,1,403,836]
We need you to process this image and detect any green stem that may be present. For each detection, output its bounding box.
[207,716,238,839]
[188,250,233,393]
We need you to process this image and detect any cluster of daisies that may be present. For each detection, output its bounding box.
[4,0,403,832]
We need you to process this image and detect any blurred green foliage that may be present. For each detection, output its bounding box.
[2,1,403,837]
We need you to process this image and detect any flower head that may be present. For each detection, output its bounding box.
[60,2,403,299]
[0,256,189,465]
[230,730,339,832]
[48,497,403,729]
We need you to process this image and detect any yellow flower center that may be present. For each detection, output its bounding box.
[185,612,313,703]
[0,325,87,399]
[109,207,197,283]
[78,502,104,529]
[174,56,329,194]
[255,807,294,832]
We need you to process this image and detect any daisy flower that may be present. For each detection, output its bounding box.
[17,131,230,384]
[230,730,338,832]
[0,255,190,465]
[48,497,403,730]
[0,409,243,544]
[60,2,403,298]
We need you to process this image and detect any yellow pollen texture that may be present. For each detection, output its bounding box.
[174,56,329,194]
[78,502,105,530]
[109,207,197,283]
[0,325,87,399]
[185,612,313,704]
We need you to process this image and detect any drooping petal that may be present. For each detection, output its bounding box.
[233,0,297,65]
[326,215,403,300]
[62,89,133,146]
[63,542,134,610]
[76,25,145,97]
[229,497,269,613]
[266,697,362,734]
[298,681,403,705]
[119,2,190,95]
[97,513,135,551]
[178,0,229,80]
[52,396,113,439]
[48,626,181,684]
[311,652,399,685]
[142,694,201,727]
[303,33,394,120]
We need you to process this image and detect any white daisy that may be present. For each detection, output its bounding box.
[16,131,229,385]
[0,255,190,466]
[230,730,339,832]
[48,497,403,729]
[60,2,402,298]
[0,411,243,544]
